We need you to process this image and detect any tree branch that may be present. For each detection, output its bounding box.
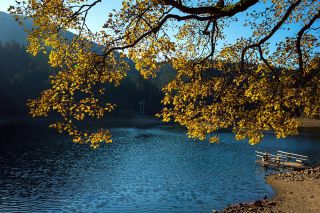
[161,0,258,17]
[296,10,320,76]
[103,14,215,56]
[241,0,302,70]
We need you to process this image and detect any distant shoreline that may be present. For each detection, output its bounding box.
[299,118,320,128]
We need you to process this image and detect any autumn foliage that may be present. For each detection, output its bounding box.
[9,0,320,148]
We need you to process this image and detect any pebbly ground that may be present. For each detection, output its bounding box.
[219,165,320,213]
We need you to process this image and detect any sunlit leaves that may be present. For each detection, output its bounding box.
[9,0,320,147]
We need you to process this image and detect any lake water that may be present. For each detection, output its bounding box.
[1,118,320,212]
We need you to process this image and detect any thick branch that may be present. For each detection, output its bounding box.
[161,0,258,17]
[103,0,258,58]
[296,11,320,75]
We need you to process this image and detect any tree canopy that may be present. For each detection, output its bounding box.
[9,0,320,148]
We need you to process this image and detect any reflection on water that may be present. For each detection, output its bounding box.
[0,119,320,212]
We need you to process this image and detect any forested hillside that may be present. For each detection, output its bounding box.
[0,41,177,116]
[0,11,74,45]
[0,41,50,116]
[0,11,29,45]
[0,12,176,117]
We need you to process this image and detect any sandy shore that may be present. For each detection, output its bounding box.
[220,166,320,212]
[266,174,320,212]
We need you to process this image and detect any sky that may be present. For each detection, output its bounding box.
[0,0,122,31]
[1,0,318,54]
[0,0,13,12]
[0,0,255,47]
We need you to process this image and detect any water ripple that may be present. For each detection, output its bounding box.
[1,120,320,212]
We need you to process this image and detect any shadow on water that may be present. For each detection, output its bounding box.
[0,118,320,212]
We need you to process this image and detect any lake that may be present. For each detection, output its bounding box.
[1,118,320,212]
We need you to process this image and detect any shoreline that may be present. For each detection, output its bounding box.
[220,166,320,212]
[298,118,320,128]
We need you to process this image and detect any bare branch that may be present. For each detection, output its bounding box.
[241,0,302,70]
[296,10,320,76]
[103,14,215,56]
[161,0,258,17]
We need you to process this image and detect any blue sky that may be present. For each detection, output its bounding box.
[0,0,13,12]
[1,0,318,53]
[0,0,122,31]
[0,0,255,45]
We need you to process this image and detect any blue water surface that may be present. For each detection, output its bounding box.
[0,119,320,212]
